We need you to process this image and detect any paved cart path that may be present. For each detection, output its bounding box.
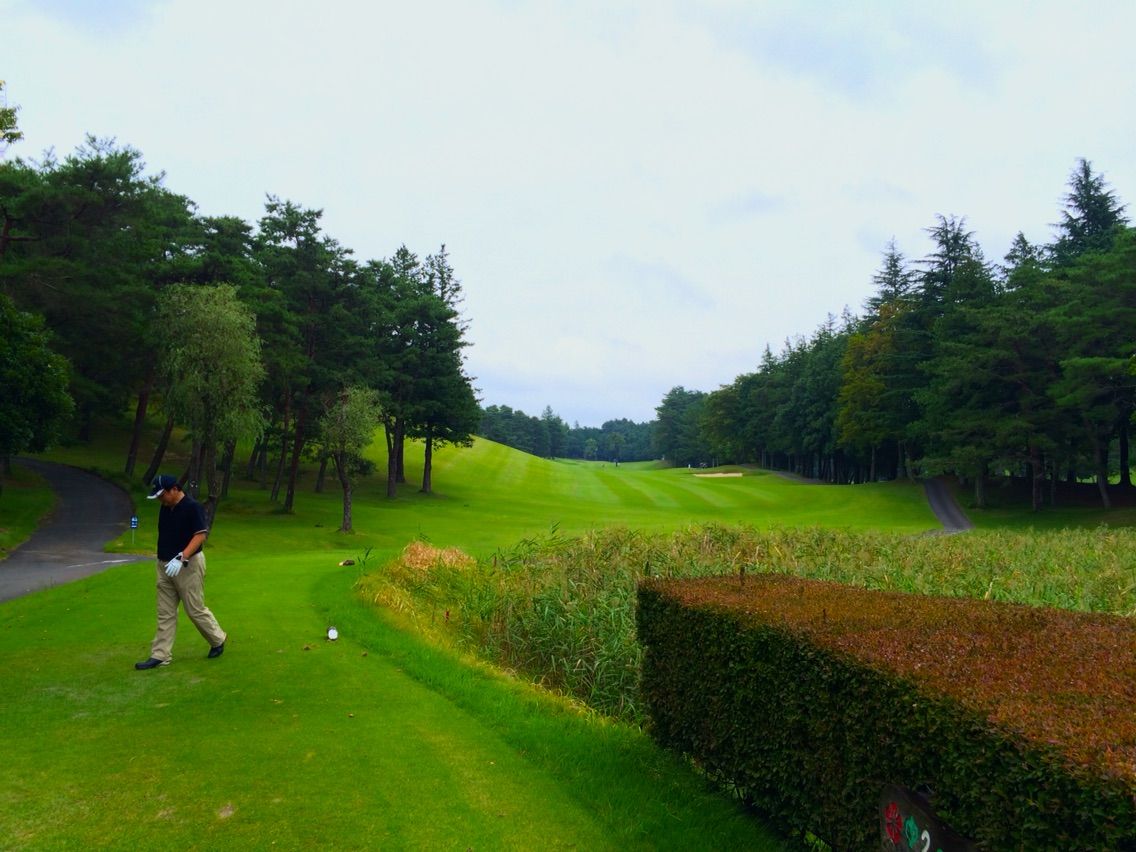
[0,459,147,603]
[922,476,974,532]
[771,469,973,532]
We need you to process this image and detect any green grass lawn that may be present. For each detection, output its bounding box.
[0,464,55,560]
[0,433,1120,849]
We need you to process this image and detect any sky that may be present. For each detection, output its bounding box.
[5,1,1136,427]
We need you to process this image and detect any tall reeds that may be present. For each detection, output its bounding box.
[357,525,1136,723]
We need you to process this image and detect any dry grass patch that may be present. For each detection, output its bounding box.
[359,541,477,617]
[397,540,477,573]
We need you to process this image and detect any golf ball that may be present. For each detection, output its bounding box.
[327,627,339,641]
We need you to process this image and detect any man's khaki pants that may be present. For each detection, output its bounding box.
[150,552,226,662]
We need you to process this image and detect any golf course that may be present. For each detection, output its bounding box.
[1,431,1131,849]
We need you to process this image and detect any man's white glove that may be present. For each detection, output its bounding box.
[165,554,184,577]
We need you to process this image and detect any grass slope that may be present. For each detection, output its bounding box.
[1,435,942,849]
[0,464,55,560]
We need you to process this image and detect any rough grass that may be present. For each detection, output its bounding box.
[0,464,55,558]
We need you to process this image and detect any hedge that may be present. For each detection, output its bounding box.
[637,574,1136,850]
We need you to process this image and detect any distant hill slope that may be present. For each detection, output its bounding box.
[357,436,941,543]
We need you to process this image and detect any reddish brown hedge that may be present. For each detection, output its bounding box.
[665,573,1136,784]
[637,574,1136,849]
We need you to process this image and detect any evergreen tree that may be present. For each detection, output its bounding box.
[1051,158,1128,265]
[0,138,196,440]
[864,239,916,315]
[1048,229,1136,504]
[366,247,424,496]
[0,293,72,481]
[653,386,709,466]
[837,304,906,481]
[702,381,747,464]
[541,406,569,458]
[254,197,362,511]
[412,245,480,493]
[1001,231,1044,285]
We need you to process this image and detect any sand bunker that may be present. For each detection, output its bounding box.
[693,472,743,478]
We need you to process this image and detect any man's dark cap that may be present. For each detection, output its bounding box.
[147,474,180,499]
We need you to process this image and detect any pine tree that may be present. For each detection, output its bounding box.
[1051,159,1128,265]
[864,239,916,315]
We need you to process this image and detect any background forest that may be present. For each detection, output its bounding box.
[485,158,1136,518]
[3,86,1133,517]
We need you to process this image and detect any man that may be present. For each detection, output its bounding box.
[135,474,227,670]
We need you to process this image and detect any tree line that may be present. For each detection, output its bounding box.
[479,405,654,463]
[654,159,1134,509]
[0,101,478,530]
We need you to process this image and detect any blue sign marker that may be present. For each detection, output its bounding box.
[130,515,138,529]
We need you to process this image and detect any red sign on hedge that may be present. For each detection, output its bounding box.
[880,785,976,852]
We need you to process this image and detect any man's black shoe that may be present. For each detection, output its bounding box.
[208,642,225,659]
[135,657,169,670]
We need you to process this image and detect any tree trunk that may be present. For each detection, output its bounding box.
[283,405,306,513]
[384,418,400,499]
[125,369,154,477]
[271,433,287,502]
[246,437,261,480]
[395,417,406,484]
[335,453,352,533]
[142,414,175,486]
[974,470,986,509]
[1095,435,1112,510]
[220,439,236,499]
[315,456,328,493]
[271,405,290,502]
[1119,415,1132,488]
[202,442,219,529]
[187,439,203,499]
[256,439,268,488]
[421,433,434,494]
[1030,444,1043,512]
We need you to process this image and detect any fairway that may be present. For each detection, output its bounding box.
[0,438,940,849]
